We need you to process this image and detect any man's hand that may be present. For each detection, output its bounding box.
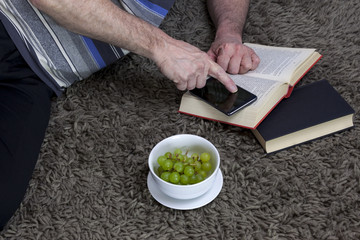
[207,32,260,74]
[206,0,260,74]
[154,38,238,93]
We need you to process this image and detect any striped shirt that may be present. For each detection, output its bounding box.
[0,0,175,96]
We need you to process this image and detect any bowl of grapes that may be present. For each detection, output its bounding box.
[148,134,221,201]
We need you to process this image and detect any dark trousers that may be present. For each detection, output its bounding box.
[0,21,54,230]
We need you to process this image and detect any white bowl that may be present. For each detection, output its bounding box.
[148,134,220,200]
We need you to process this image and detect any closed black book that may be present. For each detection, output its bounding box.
[252,79,355,153]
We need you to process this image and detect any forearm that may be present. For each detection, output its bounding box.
[29,0,170,60]
[206,0,250,39]
[29,0,238,92]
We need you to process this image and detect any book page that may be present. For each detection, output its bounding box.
[244,43,315,83]
[230,74,283,108]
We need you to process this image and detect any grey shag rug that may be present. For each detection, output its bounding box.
[1,0,359,239]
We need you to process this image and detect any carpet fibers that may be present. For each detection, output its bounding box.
[1,0,359,239]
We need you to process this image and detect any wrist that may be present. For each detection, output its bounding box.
[215,26,243,44]
[215,22,243,41]
[149,33,176,66]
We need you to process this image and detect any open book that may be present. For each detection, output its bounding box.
[178,43,322,129]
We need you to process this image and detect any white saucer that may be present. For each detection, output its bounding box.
[147,170,223,210]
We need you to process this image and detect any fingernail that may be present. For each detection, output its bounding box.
[230,85,238,93]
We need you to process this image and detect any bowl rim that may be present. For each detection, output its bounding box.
[148,134,220,188]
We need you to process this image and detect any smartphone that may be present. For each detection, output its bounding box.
[189,77,257,116]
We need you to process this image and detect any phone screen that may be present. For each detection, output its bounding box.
[189,77,257,116]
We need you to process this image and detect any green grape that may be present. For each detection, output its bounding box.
[157,166,164,176]
[157,155,167,166]
[189,174,197,184]
[160,172,171,182]
[174,148,182,155]
[191,153,199,161]
[198,169,207,178]
[169,172,180,184]
[194,161,202,171]
[180,174,189,185]
[195,174,204,183]
[177,154,185,162]
[184,166,195,177]
[186,157,194,165]
[162,159,173,171]
[165,152,172,159]
[174,162,184,173]
[202,162,212,172]
[200,152,211,162]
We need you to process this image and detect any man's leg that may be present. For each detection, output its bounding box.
[0,21,54,230]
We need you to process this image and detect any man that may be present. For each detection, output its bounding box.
[0,0,259,230]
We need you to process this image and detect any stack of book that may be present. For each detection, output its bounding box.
[178,43,354,153]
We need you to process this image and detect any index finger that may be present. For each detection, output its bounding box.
[208,61,238,93]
